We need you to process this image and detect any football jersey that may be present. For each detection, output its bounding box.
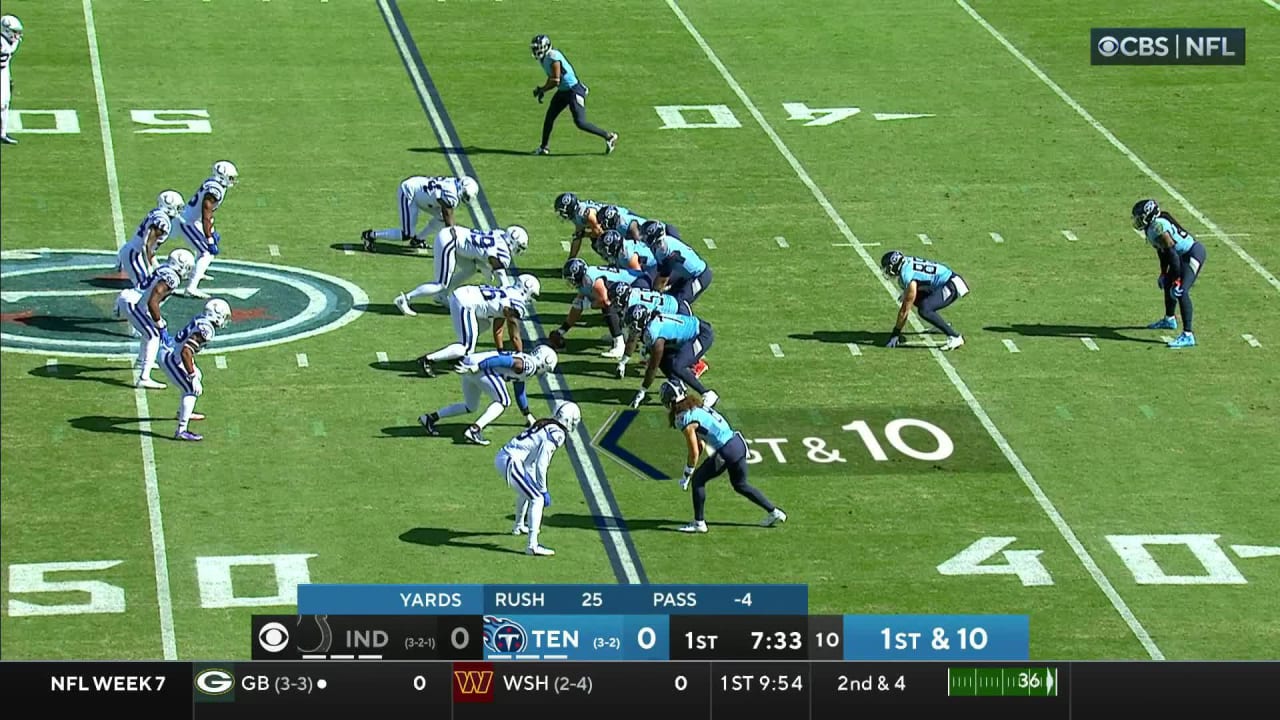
[0,34,20,71]
[172,315,218,355]
[580,266,640,296]
[504,422,567,460]
[897,257,953,292]
[615,208,648,234]
[616,239,657,271]
[455,229,514,268]
[140,266,182,309]
[654,237,708,278]
[454,285,525,320]
[571,200,606,233]
[628,288,680,315]
[1145,216,1195,255]
[643,313,701,348]
[180,178,229,227]
[676,407,735,451]
[129,208,173,251]
[540,49,578,90]
[470,350,538,382]
[405,176,462,211]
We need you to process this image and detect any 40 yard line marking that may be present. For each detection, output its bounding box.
[380,0,643,585]
[83,0,177,661]
[667,0,1163,659]
[957,0,1278,295]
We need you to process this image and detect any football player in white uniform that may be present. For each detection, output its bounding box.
[0,14,23,145]
[115,249,195,389]
[416,275,541,377]
[117,190,185,288]
[497,401,581,556]
[178,161,238,298]
[393,225,529,315]
[160,298,231,441]
[418,344,558,447]
[360,175,479,252]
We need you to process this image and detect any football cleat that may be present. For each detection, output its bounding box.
[678,521,709,534]
[761,508,788,527]
[418,414,440,436]
[416,355,436,378]
[692,358,709,378]
[601,337,626,359]
[526,544,555,556]
[394,293,417,317]
[408,237,427,249]
[361,230,376,252]
[1147,316,1178,330]
[615,360,628,379]
[136,377,166,390]
[464,425,491,446]
[701,390,720,408]
[605,132,618,154]
[512,523,530,536]
[533,146,551,156]
[941,335,965,352]
[1167,332,1196,349]
[188,412,206,422]
[0,135,17,145]
[174,430,203,442]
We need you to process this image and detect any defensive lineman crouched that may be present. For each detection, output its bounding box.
[880,251,969,351]
[361,175,479,251]
[116,249,195,389]
[178,161,238,299]
[418,344,559,446]
[394,225,529,315]
[160,298,231,442]
[117,191,185,289]
[661,381,786,533]
[416,275,542,377]
[497,401,581,556]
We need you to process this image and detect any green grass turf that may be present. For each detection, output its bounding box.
[1,0,1276,661]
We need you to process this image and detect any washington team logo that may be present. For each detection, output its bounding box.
[0,249,368,357]
[482,615,528,655]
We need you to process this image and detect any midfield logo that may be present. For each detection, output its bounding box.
[453,663,495,703]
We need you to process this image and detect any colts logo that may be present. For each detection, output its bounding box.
[482,615,528,655]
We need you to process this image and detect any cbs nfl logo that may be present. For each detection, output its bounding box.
[1092,28,1245,65]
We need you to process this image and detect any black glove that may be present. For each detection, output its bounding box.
[533,87,546,104]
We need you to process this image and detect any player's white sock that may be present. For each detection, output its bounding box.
[436,402,470,419]
[475,402,506,431]
[138,336,160,378]
[526,495,545,549]
[513,494,530,531]
[427,343,467,364]
[187,252,214,292]
[405,282,445,301]
[178,394,197,433]
[372,229,402,241]
[0,105,9,137]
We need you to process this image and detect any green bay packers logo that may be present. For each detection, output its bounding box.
[0,249,368,357]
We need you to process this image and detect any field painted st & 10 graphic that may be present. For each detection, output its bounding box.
[0,249,368,357]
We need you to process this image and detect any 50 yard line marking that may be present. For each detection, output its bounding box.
[83,0,178,661]
[956,0,1278,295]
[379,0,643,585]
[665,0,1163,659]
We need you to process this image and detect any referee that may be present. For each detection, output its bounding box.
[531,34,617,156]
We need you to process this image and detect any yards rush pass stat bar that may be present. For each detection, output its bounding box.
[251,614,1030,662]
[296,583,806,615]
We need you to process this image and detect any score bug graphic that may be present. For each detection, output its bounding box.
[482,616,529,658]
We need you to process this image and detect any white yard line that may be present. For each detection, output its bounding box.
[379,0,642,584]
[702,237,717,250]
[990,232,1004,243]
[667,0,1163,659]
[1080,337,1100,352]
[847,343,862,357]
[1262,0,1280,12]
[1002,339,1021,353]
[214,355,228,369]
[1061,230,1078,242]
[83,0,177,661]
[769,343,785,358]
[774,236,789,248]
[296,352,310,368]
[1241,334,1262,348]
[376,351,389,364]
[956,0,1278,295]
[917,233,933,246]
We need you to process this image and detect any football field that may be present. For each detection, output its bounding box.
[1,0,1278,661]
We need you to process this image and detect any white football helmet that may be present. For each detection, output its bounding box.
[518,273,541,298]
[531,344,558,375]
[457,176,479,204]
[554,401,581,433]
[203,298,232,328]
[157,190,185,218]
[167,248,195,279]
[505,225,529,255]
[212,160,238,188]
[0,15,22,42]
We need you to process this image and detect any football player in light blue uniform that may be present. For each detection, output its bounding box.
[598,206,683,246]
[551,259,641,358]
[531,34,617,156]
[418,344,559,447]
[554,192,610,258]
[606,281,698,380]
[881,251,969,351]
[496,401,580,556]
[1132,199,1207,348]
[660,381,786,534]
[160,298,231,441]
[628,305,718,409]
[178,161,237,298]
[642,220,712,304]
[597,229,658,275]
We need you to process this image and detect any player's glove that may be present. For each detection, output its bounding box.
[629,388,647,409]
[615,359,628,379]
[458,358,481,373]
[1171,279,1185,298]
[680,465,695,491]
[208,230,221,256]
[160,329,174,347]
[524,412,537,427]
[1156,275,1168,290]
[886,330,903,348]
[541,491,553,507]
[533,87,546,103]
